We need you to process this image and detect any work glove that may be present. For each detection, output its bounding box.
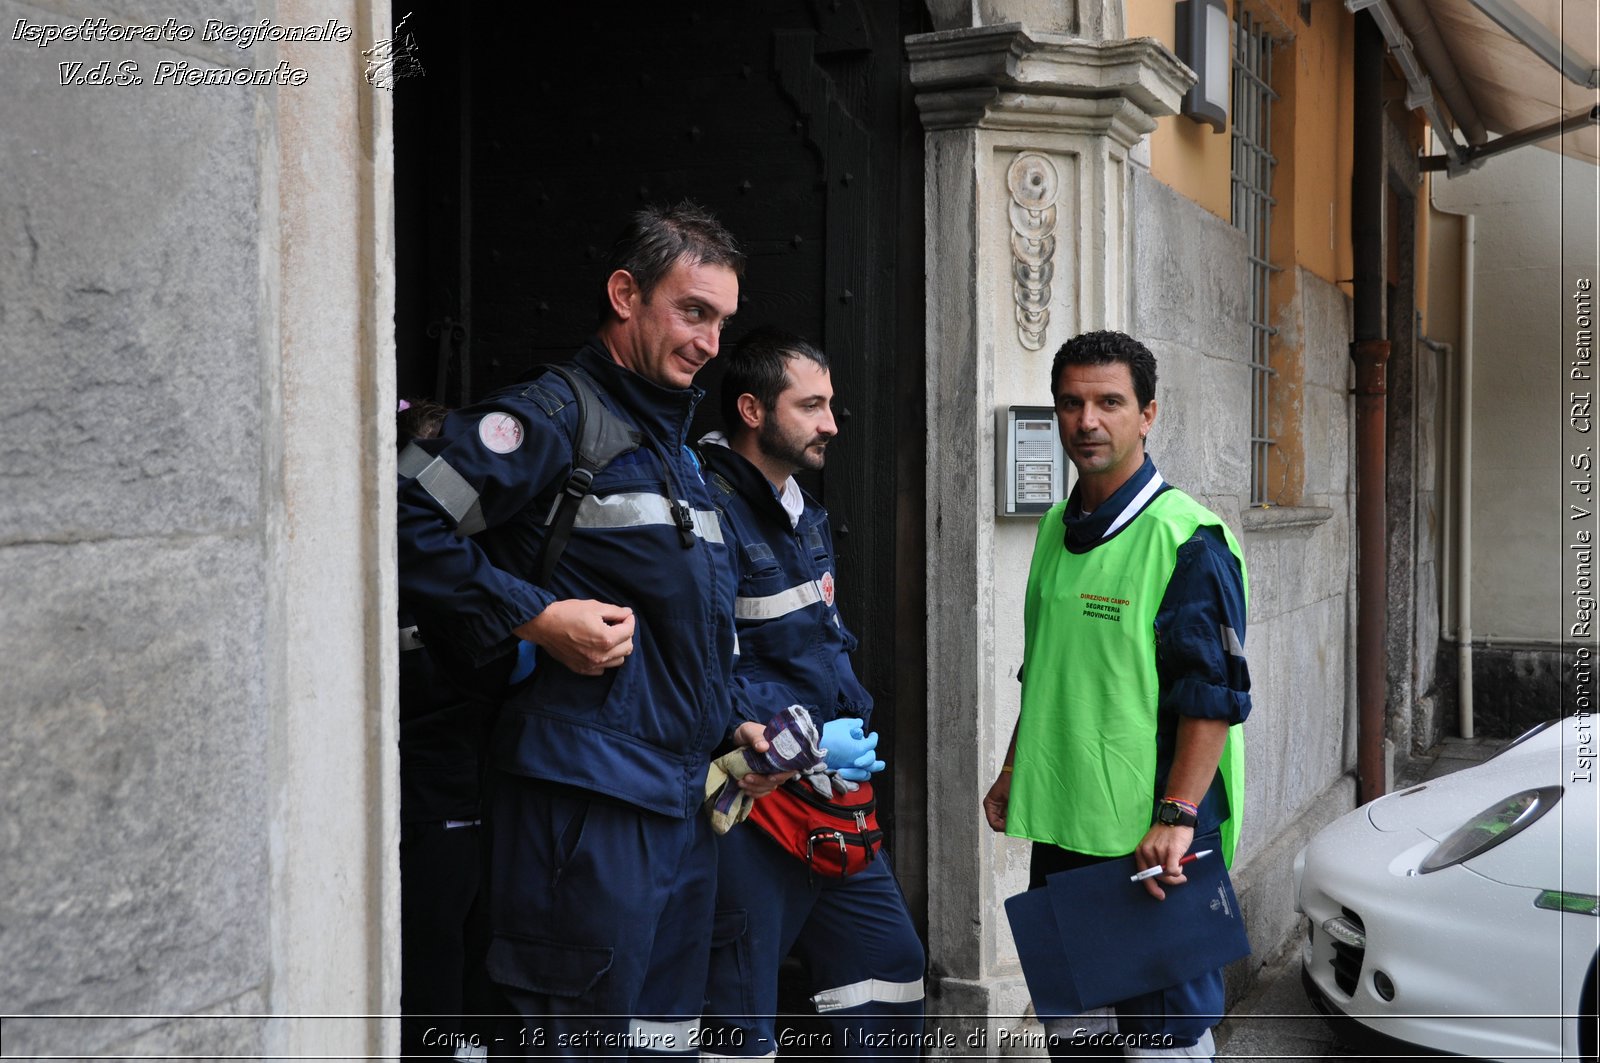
[802,765,859,799]
[821,717,885,782]
[703,705,825,833]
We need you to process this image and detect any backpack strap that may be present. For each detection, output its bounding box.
[532,364,642,585]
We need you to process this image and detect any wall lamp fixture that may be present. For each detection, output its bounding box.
[1176,0,1229,132]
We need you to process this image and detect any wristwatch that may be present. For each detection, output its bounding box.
[1155,799,1198,828]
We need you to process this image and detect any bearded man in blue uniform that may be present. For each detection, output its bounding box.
[697,328,925,1059]
[982,330,1251,1061]
[397,203,784,1058]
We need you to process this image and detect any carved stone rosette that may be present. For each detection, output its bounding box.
[1007,151,1058,351]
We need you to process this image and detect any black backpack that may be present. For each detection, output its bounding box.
[529,364,641,584]
[397,363,640,584]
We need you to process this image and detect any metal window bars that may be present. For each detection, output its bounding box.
[1231,9,1280,506]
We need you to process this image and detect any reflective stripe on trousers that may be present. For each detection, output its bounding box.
[627,1017,700,1055]
[810,976,925,1013]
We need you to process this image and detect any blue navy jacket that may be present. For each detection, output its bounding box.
[700,443,873,732]
[396,340,741,819]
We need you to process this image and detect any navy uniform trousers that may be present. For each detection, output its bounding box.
[488,776,717,1059]
[702,821,925,1060]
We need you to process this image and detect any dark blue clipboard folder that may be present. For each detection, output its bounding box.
[1003,854,1250,1018]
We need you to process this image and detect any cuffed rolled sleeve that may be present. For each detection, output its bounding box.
[1156,526,1251,725]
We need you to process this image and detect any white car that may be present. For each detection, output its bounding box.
[1295,715,1600,1062]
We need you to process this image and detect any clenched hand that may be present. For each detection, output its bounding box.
[514,599,635,676]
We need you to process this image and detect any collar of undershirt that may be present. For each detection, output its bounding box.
[700,432,805,529]
[1061,456,1168,553]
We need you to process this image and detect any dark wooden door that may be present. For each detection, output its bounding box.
[395,0,928,919]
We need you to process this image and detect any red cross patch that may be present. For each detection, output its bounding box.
[819,571,835,607]
[478,412,524,454]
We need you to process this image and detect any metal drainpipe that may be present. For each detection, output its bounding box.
[1353,343,1391,802]
[1427,190,1477,739]
[1456,215,1476,737]
[1352,11,1390,805]
[1421,333,1471,736]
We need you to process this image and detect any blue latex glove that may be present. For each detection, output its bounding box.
[821,717,885,781]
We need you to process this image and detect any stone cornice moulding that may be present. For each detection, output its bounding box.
[907,24,1195,137]
[913,89,1165,142]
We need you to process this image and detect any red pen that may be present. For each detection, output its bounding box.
[1130,849,1214,882]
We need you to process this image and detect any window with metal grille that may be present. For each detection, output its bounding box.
[1231,9,1279,506]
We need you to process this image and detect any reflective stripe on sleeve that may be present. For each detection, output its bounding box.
[1222,624,1245,658]
[399,625,425,653]
[397,442,433,478]
[410,453,487,536]
[810,976,925,1013]
[735,580,823,621]
[570,492,724,544]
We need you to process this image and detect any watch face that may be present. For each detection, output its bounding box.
[1157,802,1193,827]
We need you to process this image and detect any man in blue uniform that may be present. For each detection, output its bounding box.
[699,329,925,1059]
[397,203,783,1057]
[982,331,1251,1061]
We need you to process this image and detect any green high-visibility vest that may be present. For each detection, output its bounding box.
[1008,488,1248,866]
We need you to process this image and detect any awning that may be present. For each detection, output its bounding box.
[1353,0,1599,170]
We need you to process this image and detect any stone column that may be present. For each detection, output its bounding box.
[906,9,1190,1048]
[267,2,400,1056]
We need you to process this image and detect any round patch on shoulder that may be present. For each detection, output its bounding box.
[819,570,836,607]
[478,412,524,454]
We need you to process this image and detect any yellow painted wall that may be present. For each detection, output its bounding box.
[1284,2,1354,288]
[1126,2,1232,221]
[1129,0,1354,288]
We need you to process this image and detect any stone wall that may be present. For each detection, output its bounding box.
[1412,338,1446,753]
[0,1,397,1055]
[0,1,270,1052]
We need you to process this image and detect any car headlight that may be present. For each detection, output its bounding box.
[1418,786,1563,874]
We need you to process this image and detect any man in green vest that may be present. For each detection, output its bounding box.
[982,330,1251,1061]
